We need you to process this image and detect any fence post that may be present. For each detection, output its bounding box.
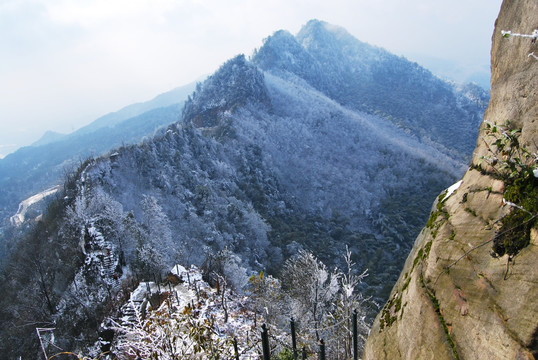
[146,281,151,295]
[302,346,307,360]
[261,323,270,360]
[291,318,298,360]
[194,280,200,301]
[318,339,325,360]
[353,310,358,360]
[153,273,161,293]
[233,337,240,360]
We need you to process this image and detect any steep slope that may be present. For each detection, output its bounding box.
[0,22,490,358]
[363,1,538,358]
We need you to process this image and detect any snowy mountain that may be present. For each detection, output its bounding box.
[254,20,489,160]
[0,20,488,358]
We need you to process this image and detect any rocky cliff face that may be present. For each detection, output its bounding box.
[363,1,538,359]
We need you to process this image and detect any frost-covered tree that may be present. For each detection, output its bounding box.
[327,246,370,358]
[103,266,272,360]
[202,248,249,292]
[138,195,176,271]
[248,271,286,327]
[135,243,166,278]
[281,250,339,341]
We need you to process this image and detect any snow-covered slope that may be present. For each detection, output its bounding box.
[0,20,488,359]
[91,265,275,359]
[254,20,489,161]
[9,185,60,226]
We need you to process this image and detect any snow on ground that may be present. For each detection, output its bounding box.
[9,185,60,226]
[97,264,288,360]
[56,221,121,319]
[444,179,463,201]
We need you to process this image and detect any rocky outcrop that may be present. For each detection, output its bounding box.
[363,1,538,359]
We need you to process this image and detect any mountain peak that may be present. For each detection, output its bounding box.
[297,19,355,49]
[257,29,301,58]
[252,29,319,79]
[300,19,342,35]
[31,130,66,147]
[300,19,329,34]
[0,17,491,359]
[182,54,269,128]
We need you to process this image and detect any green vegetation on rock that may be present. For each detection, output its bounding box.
[479,122,538,257]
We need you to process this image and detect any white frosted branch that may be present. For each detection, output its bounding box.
[502,30,538,61]
[501,29,538,39]
[502,198,533,215]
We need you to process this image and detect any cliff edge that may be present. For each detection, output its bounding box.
[363,1,538,359]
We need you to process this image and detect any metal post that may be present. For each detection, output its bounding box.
[153,274,161,293]
[302,346,307,360]
[353,310,358,360]
[261,324,270,360]
[233,337,240,360]
[318,339,325,360]
[291,318,298,360]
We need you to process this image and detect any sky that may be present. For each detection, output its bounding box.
[0,0,503,158]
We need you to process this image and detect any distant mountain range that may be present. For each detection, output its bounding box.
[29,84,200,148]
[0,81,197,232]
[31,131,67,147]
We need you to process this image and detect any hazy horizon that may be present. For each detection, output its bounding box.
[0,0,502,158]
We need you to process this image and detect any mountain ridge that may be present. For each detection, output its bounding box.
[31,130,67,147]
[254,20,489,161]
[0,19,491,358]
